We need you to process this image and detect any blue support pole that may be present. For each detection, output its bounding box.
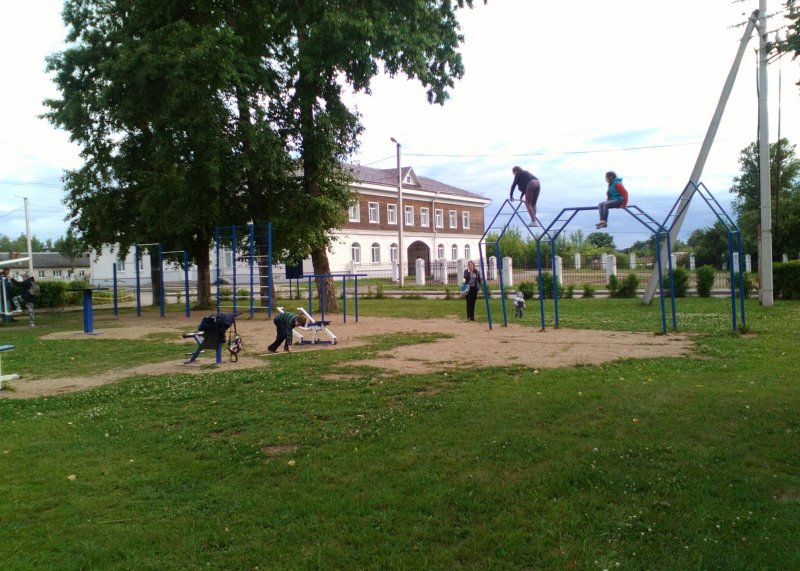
[112,262,118,317]
[654,235,668,334]
[496,243,508,325]
[248,223,255,320]
[536,240,546,331]
[183,250,190,318]
[307,276,313,315]
[551,240,560,328]
[267,223,273,319]
[736,232,746,330]
[478,243,492,330]
[158,243,165,317]
[231,225,238,315]
[354,276,360,322]
[135,244,142,317]
[727,230,737,332]
[215,226,221,313]
[664,234,677,330]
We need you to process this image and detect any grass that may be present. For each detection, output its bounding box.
[0,298,799,569]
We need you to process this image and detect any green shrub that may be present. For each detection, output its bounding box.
[535,273,564,299]
[670,268,689,298]
[565,284,576,299]
[37,280,71,308]
[695,265,715,297]
[581,283,596,298]
[774,261,800,299]
[608,273,640,299]
[607,275,620,297]
[375,283,385,299]
[518,280,536,300]
[734,272,756,299]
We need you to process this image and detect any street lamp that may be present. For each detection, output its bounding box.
[390,137,404,287]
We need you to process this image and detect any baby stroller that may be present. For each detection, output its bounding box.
[183,312,242,363]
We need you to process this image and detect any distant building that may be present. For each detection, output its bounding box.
[0,252,91,281]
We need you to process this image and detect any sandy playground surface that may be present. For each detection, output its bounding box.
[1,311,694,399]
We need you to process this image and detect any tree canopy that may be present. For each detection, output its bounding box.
[44,0,485,307]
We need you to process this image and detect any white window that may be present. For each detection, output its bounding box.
[390,243,398,262]
[368,202,379,223]
[387,204,397,225]
[371,243,381,263]
[464,245,471,260]
[420,207,430,227]
[37,270,46,279]
[462,211,470,229]
[78,269,86,277]
[351,242,361,264]
[224,249,233,268]
[404,205,414,226]
[437,244,445,259]
[348,201,360,222]
[451,244,458,260]
[449,210,457,228]
[117,256,126,273]
[53,269,63,278]
[435,209,444,229]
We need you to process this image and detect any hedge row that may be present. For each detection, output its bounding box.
[774,261,800,300]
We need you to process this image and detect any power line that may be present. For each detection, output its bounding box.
[0,179,63,188]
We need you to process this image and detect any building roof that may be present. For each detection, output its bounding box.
[0,252,91,269]
[345,163,488,202]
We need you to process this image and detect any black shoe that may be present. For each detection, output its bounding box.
[268,347,276,353]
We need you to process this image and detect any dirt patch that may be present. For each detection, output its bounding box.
[1,312,693,399]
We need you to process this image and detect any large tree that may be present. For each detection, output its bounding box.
[45,1,485,309]
[729,138,800,265]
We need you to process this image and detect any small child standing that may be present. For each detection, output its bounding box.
[268,310,307,353]
[513,290,526,318]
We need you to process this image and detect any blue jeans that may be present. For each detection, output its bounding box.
[598,198,624,222]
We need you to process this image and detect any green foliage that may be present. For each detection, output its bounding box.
[687,221,730,268]
[774,261,800,299]
[586,232,616,250]
[670,267,689,298]
[32,281,71,308]
[695,265,716,297]
[564,284,576,299]
[535,272,564,299]
[517,280,536,300]
[581,283,596,298]
[734,272,757,299]
[608,273,639,298]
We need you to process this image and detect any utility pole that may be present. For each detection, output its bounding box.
[15,195,35,275]
[391,137,405,287]
[757,0,774,306]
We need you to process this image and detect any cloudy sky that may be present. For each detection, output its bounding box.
[2,0,798,250]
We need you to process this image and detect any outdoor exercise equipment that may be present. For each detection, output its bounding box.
[183,312,240,364]
[290,307,337,346]
[302,273,368,324]
[215,222,273,319]
[664,181,747,332]
[479,198,543,330]
[0,344,19,389]
[537,205,675,334]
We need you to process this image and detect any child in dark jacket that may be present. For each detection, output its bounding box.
[268,311,307,353]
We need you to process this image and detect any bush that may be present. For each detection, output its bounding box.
[518,280,536,300]
[581,283,595,298]
[565,284,576,299]
[734,272,756,299]
[670,268,689,298]
[695,265,715,297]
[535,273,564,299]
[774,261,800,299]
[608,273,639,298]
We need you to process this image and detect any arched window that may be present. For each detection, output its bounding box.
[371,242,380,263]
[351,243,361,264]
[451,244,458,260]
[390,243,398,262]
[437,244,445,259]
[464,245,471,261]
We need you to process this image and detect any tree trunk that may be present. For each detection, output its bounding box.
[148,252,162,307]
[311,247,337,313]
[194,245,212,309]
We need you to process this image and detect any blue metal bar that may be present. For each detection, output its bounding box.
[727,229,737,332]
[112,263,118,317]
[158,243,165,317]
[135,244,142,317]
[248,223,255,320]
[354,276,360,322]
[654,235,667,334]
[664,233,677,330]
[536,240,546,331]
[267,222,273,319]
[551,237,560,328]
[478,244,492,330]
[231,225,238,315]
[496,242,508,325]
[307,276,313,315]
[183,250,190,318]
[341,275,347,323]
[215,226,221,313]
[736,231,746,330]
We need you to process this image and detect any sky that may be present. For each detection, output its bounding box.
[1,0,799,250]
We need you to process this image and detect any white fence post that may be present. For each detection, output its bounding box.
[574,253,581,270]
[745,254,751,273]
[554,255,563,285]
[604,254,617,281]
[488,256,497,280]
[415,258,426,286]
[629,253,636,270]
[503,256,514,287]
[689,254,696,271]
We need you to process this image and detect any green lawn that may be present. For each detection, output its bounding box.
[0,298,798,569]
